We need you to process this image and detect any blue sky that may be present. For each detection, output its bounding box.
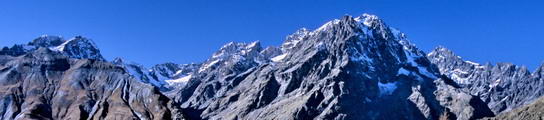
[1,0,543,69]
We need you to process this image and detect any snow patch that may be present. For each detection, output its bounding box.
[417,67,438,79]
[199,60,220,72]
[403,48,438,79]
[466,61,480,66]
[246,41,259,49]
[489,79,501,88]
[397,68,411,76]
[466,61,486,69]
[51,40,71,51]
[316,19,340,31]
[165,75,192,85]
[271,54,287,62]
[174,70,183,75]
[450,73,468,84]
[364,97,372,103]
[453,69,469,74]
[378,82,397,96]
[355,13,379,27]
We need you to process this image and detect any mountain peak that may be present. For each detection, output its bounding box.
[281,28,311,52]
[428,46,461,61]
[354,13,381,27]
[433,45,452,52]
[535,62,544,78]
[112,57,126,65]
[52,36,105,61]
[29,35,65,47]
[212,41,262,59]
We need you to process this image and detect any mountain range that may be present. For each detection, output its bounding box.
[0,13,542,120]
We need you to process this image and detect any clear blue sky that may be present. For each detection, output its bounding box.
[1,0,543,69]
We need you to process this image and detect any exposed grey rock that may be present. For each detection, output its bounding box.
[112,58,200,93]
[483,96,544,120]
[150,63,189,79]
[280,28,311,52]
[428,46,544,115]
[28,35,65,47]
[149,62,201,93]
[0,44,31,57]
[434,77,494,120]
[260,46,282,59]
[0,35,105,61]
[174,14,491,120]
[52,36,105,61]
[3,13,540,120]
[0,48,182,120]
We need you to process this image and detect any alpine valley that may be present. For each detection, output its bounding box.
[0,14,542,120]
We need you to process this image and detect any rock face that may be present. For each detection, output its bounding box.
[484,96,544,120]
[0,48,181,119]
[52,36,105,61]
[0,35,105,61]
[1,13,542,120]
[112,58,201,93]
[173,14,492,120]
[428,46,544,114]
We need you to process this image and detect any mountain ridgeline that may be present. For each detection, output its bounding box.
[0,14,542,120]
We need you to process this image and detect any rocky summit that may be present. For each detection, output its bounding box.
[0,13,542,120]
[428,46,544,115]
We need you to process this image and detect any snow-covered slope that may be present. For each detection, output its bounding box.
[51,36,105,61]
[112,58,200,92]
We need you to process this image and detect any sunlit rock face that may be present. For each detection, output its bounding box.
[171,14,493,120]
[0,48,182,119]
[3,13,542,120]
[429,46,544,114]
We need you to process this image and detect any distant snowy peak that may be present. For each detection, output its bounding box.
[199,41,267,72]
[150,63,183,78]
[329,14,439,79]
[112,57,126,65]
[354,13,382,27]
[281,28,311,52]
[112,56,202,91]
[150,63,200,79]
[28,35,65,47]
[212,41,263,59]
[0,35,105,61]
[427,46,544,114]
[113,58,171,91]
[428,46,459,61]
[1,35,63,56]
[165,74,192,87]
[52,36,105,61]
[0,44,32,56]
[174,13,493,119]
[535,64,544,77]
[428,46,486,69]
[427,46,484,85]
